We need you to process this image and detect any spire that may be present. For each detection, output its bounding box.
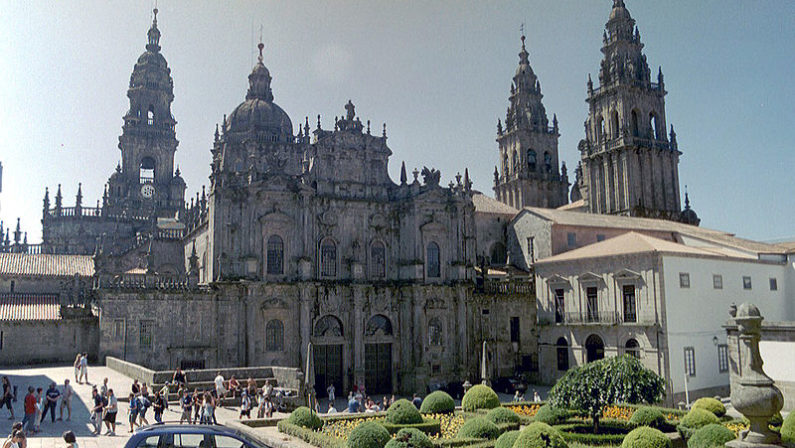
[14,218,21,245]
[146,8,161,53]
[400,162,407,185]
[55,184,63,215]
[43,187,50,213]
[519,34,529,65]
[464,168,472,191]
[76,183,83,207]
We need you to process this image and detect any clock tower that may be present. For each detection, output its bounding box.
[105,9,185,218]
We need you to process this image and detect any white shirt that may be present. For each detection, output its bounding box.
[214,375,225,390]
[63,384,73,400]
[80,357,88,368]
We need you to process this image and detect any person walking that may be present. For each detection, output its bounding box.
[137,392,150,427]
[62,430,78,448]
[89,388,103,435]
[72,355,82,384]
[0,378,13,421]
[21,388,35,436]
[99,378,108,399]
[213,372,226,400]
[172,367,187,388]
[179,390,192,424]
[58,379,73,421]
[78,353,89,385]
[256,391,265,419]
[103,389,117,436]
[42,383,60,424]
[2,429,24,448]
[127,393,139,433]
[33,388,43,433]
[326,383,336,406]
[238,391,251,419]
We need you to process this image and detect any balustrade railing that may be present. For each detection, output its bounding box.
[95,273,199,290]
[539,310,657,325]
[478,279,534,295]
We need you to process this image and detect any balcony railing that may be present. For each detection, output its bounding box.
[539,310,657,326]
[94,273,201,291]
[477,279,534,295]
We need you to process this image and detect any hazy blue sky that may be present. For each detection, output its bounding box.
[0,1,792,242]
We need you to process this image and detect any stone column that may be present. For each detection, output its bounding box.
[353,287,365,388]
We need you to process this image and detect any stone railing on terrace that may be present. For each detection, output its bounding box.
[477,278,534,295]
[94,273,202,291]
[538,310,657,326]
[46,206,150,222]
[0,243,45,254]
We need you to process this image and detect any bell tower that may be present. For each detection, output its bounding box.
[494,34,568,209]
[578,0,681,219]
[106,8,185,218]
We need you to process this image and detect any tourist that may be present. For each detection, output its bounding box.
[346,394,360,413]
[172,367,187,388]
[246,378,257,397]
[42,383,60,424]
[79,353,89,385]
[192,390,202,422]
[32,388,43,433]
[264,397,274,418]
[100,378,109,398]
[153,391,165,424]
[131,379,140,396]
[214,372,227,399]
[137,392,150,427]
[21,388,35,435]
[127,393,139,433]
[228,376,240,399]
[390,395,396,407]
[72,354,82,384]
[533,390,541,403]
[381,396,389,410]
[179,390,192,424]
[3,429,24,448]
[513,390,522,402]
[209,393,218,425]
[89,387,103,435]
[239,391,251,419]
[0,378,14,421]
[4,422,22,447]
[327,402,337,414]
[262,380,273,400]
[157,383,170,408]
[411,393,422,409]
[103,389,117,436]
[62,430,77,448]
[255,391,265,418]
[326,383,336,404]
[58,379,74,421]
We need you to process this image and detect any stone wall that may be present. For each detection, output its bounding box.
[0,316,98,365]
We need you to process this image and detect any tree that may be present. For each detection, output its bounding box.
[548,354,665,433]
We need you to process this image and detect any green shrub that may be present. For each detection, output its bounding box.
[277,420,345,448]
[782,410,795,446]
[456,417,501,440]
[555,422,629,446]
[347,421,392,448]
[420,391,456,414]
[486,407,520,425]
[534,404,568,425]
[687,423,735,448]
[622,426,671,448]
[513,422,568,448]
[287,406,322,429]
[681,408,720,429]
[629,407,666,429]
[384,428,433,448]
[494,430,520,448]
[386,399,424,425]
[461,384,501,412]
[381,419,440,436]
[692,398,726,418]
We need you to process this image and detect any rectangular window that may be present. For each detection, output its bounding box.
[622,284,637,323]
[679,273,690,288]
[713,274,723,289]
[717,344,729,373]
[139,320,154,351]
[586,287,598,322]
[112,319,125,342]
[554,288,565,323]
[510,317,520,343]
[567,232,577,248]
[321,242,337,277]
[684,347,696,376]
[743,276,752,290]
[596,234,606,242]
[527,237,535,264]
[0,331,3,350]
[769,278,778,291]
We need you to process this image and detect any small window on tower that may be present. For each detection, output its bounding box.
[139,157,155,184]
[147,105,155,125]
[544,152,552,173]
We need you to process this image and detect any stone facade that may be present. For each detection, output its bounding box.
[494,36,568,210]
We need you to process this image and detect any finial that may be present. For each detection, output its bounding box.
[400,162,407,185]
[412,168,419,182]
[684,185,691,209]
[257,42,264,63]
[214,123,219,141]
[382,123,387,138]
[153,7,158,24]
[317,114,321,130]
[520,22,526,50]
[367,120,371,135]
[175,165,181,176]
[464,168,471,190]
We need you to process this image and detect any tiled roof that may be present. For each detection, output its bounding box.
[0,253,94,277]
[472,193,519,215]
[0,294,61,321]
[556,199,586,211]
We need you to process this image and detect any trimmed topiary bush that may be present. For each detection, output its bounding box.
[687,423,735,448]
[494,430,521,448]
[456,417,501,440]
[486,406,520,425]
[622,426,671,448]
[678,408,720,440]
[347,421,392,448]
[629,406,666,429]
[384,428,433,448]
[386,399,424,425]
[287,406,322,429]
[419,390,455,414]
[513,422,568,448]
[534,404,568,425]
[461,384,501,412]
[782,410,795,446]
[692,398,726,418]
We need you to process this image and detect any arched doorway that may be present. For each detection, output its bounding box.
[625,338,640,359]
[313,315,344,398]
[585,334,605,363]
[364,314,393,394]
[556,337,569,371]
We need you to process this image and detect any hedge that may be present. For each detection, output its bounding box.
[277,420,345,448]
[384,428,434,448]
[485,407,520,425]
[555,422,628,446]
[381,419,441,436]
[288,406,323,429]
[461,385,501,412]
[629,407,666,429]
[420,391,456,414]
[457,417,501,440]
[678,409,720,440]
[386,399,424,425]
[513,422,568,448]
[494,430,520,448]
[691,398,726,418]
[687,423,735,448]
[782,410,795,446]
[622,426,670,448]
[534,405,569,425]
[347,421,392,448]
[433,438,494,448]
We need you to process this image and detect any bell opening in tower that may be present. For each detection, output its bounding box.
[139,157,156,184]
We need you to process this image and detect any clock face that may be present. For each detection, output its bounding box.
[141,183,155,199]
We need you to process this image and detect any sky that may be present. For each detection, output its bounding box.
[0,1,793,243]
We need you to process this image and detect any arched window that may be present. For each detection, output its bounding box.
[426,242,440,278]
[313,315,343,337]
[266,235,284,275]
[147,105,155,126]
[527,150,537,171]
[585,334,605,363]
[370,241,386,279]
[631,110,640,137]
[611,111,620,139]
[139,157,155,184]
[543,152,552,173]
[428,317,443,346]
[649,112,659,139]
[489,242,507,265]
[502,154,508,176]
[320,239,337,277]
[265,319,284,351]
[365,314,393,337]
[625,338,640,359]
[511,151,518,173]
[597,116,605,141]
[556,337,569,371]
